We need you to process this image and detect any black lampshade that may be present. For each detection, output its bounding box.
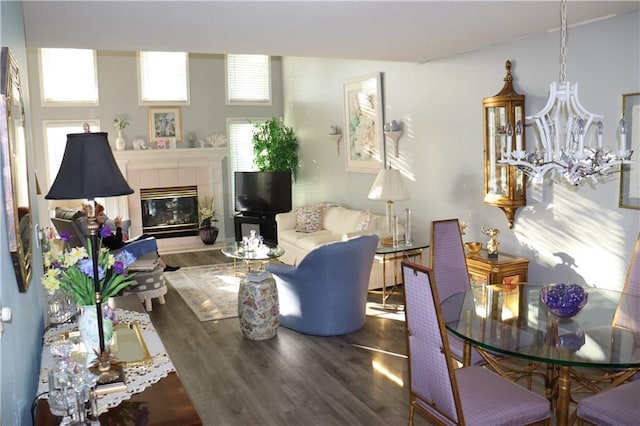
[45,132,133,200]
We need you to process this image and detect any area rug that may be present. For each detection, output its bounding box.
[165,263,245,321]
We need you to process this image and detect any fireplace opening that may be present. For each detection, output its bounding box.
[140,186,198,239]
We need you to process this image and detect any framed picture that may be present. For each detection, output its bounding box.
[148,106,181,145]
[619,92,640,209]
[1,47,32,292]
[343,73,384,173]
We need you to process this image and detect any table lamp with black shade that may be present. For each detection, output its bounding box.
[45,131,133,360]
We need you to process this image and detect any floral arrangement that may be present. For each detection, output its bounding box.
[113,116,129,131]
[42,228,137,306]
[198,196,217,228]
[540,283,588,318]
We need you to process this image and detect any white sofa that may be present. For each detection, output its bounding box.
[276,205,395,290]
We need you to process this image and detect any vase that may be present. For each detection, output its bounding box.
[199,226,219,245]
[47,289,77,324]
[78,304,113,367]
[115,130,126,151]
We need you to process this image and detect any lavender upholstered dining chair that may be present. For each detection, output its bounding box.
[576,379,640,425]
[572,232,640,393]
[401,261,551,426]
[430,219,485,365]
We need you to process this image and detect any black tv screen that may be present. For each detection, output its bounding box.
[234,171,292,215]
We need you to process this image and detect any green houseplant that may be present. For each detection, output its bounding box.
[251,117,299,178]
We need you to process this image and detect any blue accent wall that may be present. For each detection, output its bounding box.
[1,1,47,424]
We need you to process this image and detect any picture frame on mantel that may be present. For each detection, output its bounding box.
[343,73,384,173]
[619,92,640,210]
[148,106,181,146]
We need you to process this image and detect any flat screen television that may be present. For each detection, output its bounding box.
[234,171,292,215]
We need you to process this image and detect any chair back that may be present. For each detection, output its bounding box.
[430,219,471,303]
[270,234,379,335]
[623,232,640,296]
[402,261,464,424]
[614,232,640,331]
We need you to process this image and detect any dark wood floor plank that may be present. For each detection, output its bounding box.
[148,248,435,425]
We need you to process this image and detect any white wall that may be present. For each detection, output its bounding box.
[283,10,640,290]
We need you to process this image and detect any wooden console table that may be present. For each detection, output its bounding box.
[465,249,529,319]
[35,295,202,425]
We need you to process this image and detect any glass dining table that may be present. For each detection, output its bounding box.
[441,283,640,426]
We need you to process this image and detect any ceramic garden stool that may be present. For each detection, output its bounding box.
[124,265,167,311]
[238,271,279,340]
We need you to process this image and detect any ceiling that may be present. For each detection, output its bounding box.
[22,1,640,63]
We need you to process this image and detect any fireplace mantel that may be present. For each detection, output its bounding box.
[112,147,228,253]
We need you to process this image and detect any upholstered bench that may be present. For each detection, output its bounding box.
[125,263,167,311]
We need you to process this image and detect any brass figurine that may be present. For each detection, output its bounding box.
[481,226,501,258]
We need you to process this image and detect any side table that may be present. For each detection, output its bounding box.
[238,271,279,340]
[373,240,429,308]
[465,249,529,320]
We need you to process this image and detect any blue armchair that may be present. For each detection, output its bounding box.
[266,234,379,336]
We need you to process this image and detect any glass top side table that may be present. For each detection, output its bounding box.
[374,239,429,309]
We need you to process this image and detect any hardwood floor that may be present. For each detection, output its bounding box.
[151,249,434,425]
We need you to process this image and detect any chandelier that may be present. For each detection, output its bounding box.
[500,0,633,186]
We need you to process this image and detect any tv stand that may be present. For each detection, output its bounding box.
[234,213,278,244]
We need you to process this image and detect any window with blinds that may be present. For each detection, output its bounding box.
[39,48,99,105]
[138,51,189,105]
[225,54,271,105]
[228,118,264,212]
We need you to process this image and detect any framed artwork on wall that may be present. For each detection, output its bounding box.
[148,106,181,146]
[619,92,640,209]
[343,73,384,173]
[1,47,33,291]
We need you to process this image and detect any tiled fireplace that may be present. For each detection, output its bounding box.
[112,148,227,253]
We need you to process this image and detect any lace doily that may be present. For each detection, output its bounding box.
[39,308,176,415]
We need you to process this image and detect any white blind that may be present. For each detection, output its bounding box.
[40,48,98,105]
[138,51,189,104]
[226,55,271,104]
[228,119,262,212]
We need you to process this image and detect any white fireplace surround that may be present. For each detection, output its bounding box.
[112,148,227,253]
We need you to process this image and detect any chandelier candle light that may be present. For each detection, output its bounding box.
[500,0,632,186]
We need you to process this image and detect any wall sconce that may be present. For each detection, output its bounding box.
[384,120,402,157]
[329,125,342,156]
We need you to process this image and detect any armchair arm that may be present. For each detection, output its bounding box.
[275,211,296,232]
[266,262,297,278]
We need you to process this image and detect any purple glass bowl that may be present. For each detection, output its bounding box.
[540,283,588,318]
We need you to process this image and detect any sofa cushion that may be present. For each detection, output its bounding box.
[295,204,324,233]
[323,206,369,235]
[296,232,341,252]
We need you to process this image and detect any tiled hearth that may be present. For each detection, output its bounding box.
[112,148,227,253]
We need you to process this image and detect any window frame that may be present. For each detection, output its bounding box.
[225,54,272,106]
[137,51,190,106]
[38,48,99,106]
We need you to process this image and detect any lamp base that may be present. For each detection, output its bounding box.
[380,236,394,246]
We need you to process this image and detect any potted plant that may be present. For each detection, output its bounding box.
[251,117,299,178]
[113,115,129,151]
[198,196,219,245]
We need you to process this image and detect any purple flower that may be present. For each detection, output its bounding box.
[78,258,105,280]
[59,231,72,243]
[99,225,112,238]
[114,250,136,268]
[113,260,126,275]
